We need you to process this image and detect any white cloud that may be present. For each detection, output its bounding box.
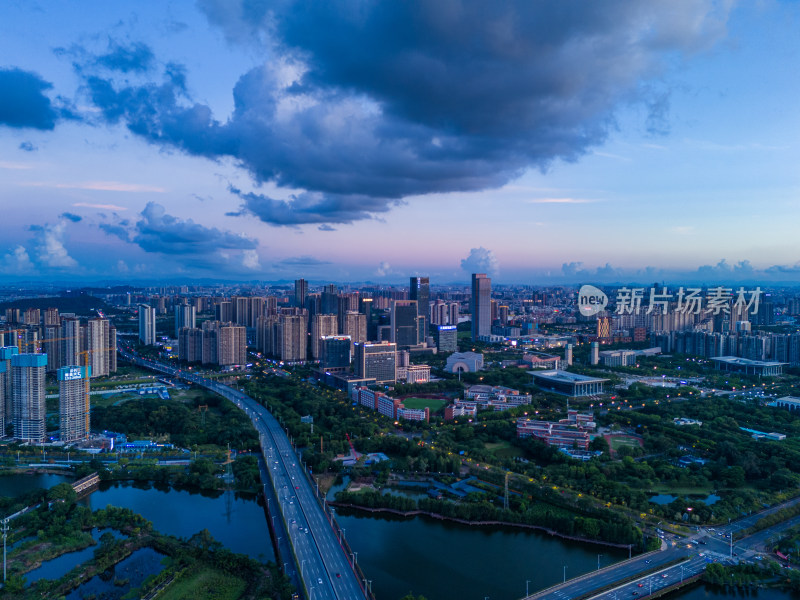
[460,247,499,276]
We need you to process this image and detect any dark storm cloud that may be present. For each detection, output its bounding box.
[0,68,59,130]
[132,202,257,255]
[81,1,731,225]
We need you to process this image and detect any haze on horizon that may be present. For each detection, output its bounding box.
[1,1,799,285]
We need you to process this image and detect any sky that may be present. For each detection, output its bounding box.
[1,0,799,286]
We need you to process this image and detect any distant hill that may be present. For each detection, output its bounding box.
[0,294,114,317]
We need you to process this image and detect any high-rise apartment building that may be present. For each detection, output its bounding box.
[278,314,307,362]
[12,353,47,443]
[312,314,338,360]
[0,346,18,428]
[354,342,397,384]
[343,311,367,349]
[86,318,117,377]
[138,304,157,345]
[58,365,90,442]
[178,327,204,362]
[391,300,419,347]
[218,325,247,366]
[0,362,5,438]
[471,273,491,341]
[175,304,196,338]
[216,301,233,323]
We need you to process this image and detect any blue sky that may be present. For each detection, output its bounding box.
[1,1,799,285]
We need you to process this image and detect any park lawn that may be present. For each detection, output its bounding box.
[401,397,447,412]
[484,441,526,460]
[158,566,247,600]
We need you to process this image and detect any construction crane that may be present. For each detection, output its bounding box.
[345,433,359,460]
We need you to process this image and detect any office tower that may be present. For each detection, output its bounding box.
[218,325,247,366]
[565,343,574,366]
[62,317,82,368]
[216,301,233,323]
[175,303,196,338]
[359,297,375,339]
[294,279,308,308]
[590,341,599,366]
[410,277,429,341]
[178,327,203,362]
[12,353,47,443]
[321,284,339,315]
[343,312,367,349]
[86,318,116,377]
[354,342,397,384]
[1,346,18,427]
[312,314,338,359]
[278,314,307,362]
[320,336,352,369]
[471,273,491,341]
[490,299,498,324]
[391,300,419,347]
[138,304,157,345]
[58,365,90,442]
[436,325,458,353]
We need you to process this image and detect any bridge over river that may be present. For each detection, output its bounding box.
[119,347,371,600]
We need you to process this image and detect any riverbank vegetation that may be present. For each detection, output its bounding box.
[0,483,293,600]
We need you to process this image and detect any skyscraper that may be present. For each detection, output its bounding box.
[294,278,308,308]
[409,276,430,342]
[12,353,47,443]
[391,300,419,347]
[138,304,157,345]
[0,362,5,438]
[471,273,491,341]
[343,311,367,349]
[58,365,90,442]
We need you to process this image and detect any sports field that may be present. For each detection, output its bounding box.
[401,397,447,412]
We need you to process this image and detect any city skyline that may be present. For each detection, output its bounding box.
[1,1,800,284]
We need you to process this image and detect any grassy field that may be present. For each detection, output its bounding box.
[607,436,641,451]
[401,397,447,412]
[158,567,248,600]
[484,441,526,459]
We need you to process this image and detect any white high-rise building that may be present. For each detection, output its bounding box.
[139,304,157,345]
[12,353,48,443]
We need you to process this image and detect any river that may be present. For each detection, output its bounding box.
[5,472,800,600]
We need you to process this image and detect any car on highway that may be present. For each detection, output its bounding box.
[336,573,341,578]
[318,578,323,584]
[632,592,639,596]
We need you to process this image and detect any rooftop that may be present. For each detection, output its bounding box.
[529,370,609,384]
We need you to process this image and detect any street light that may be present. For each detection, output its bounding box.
[526,580,530,596]
[563,565,567,583]
[597,554,602,570]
